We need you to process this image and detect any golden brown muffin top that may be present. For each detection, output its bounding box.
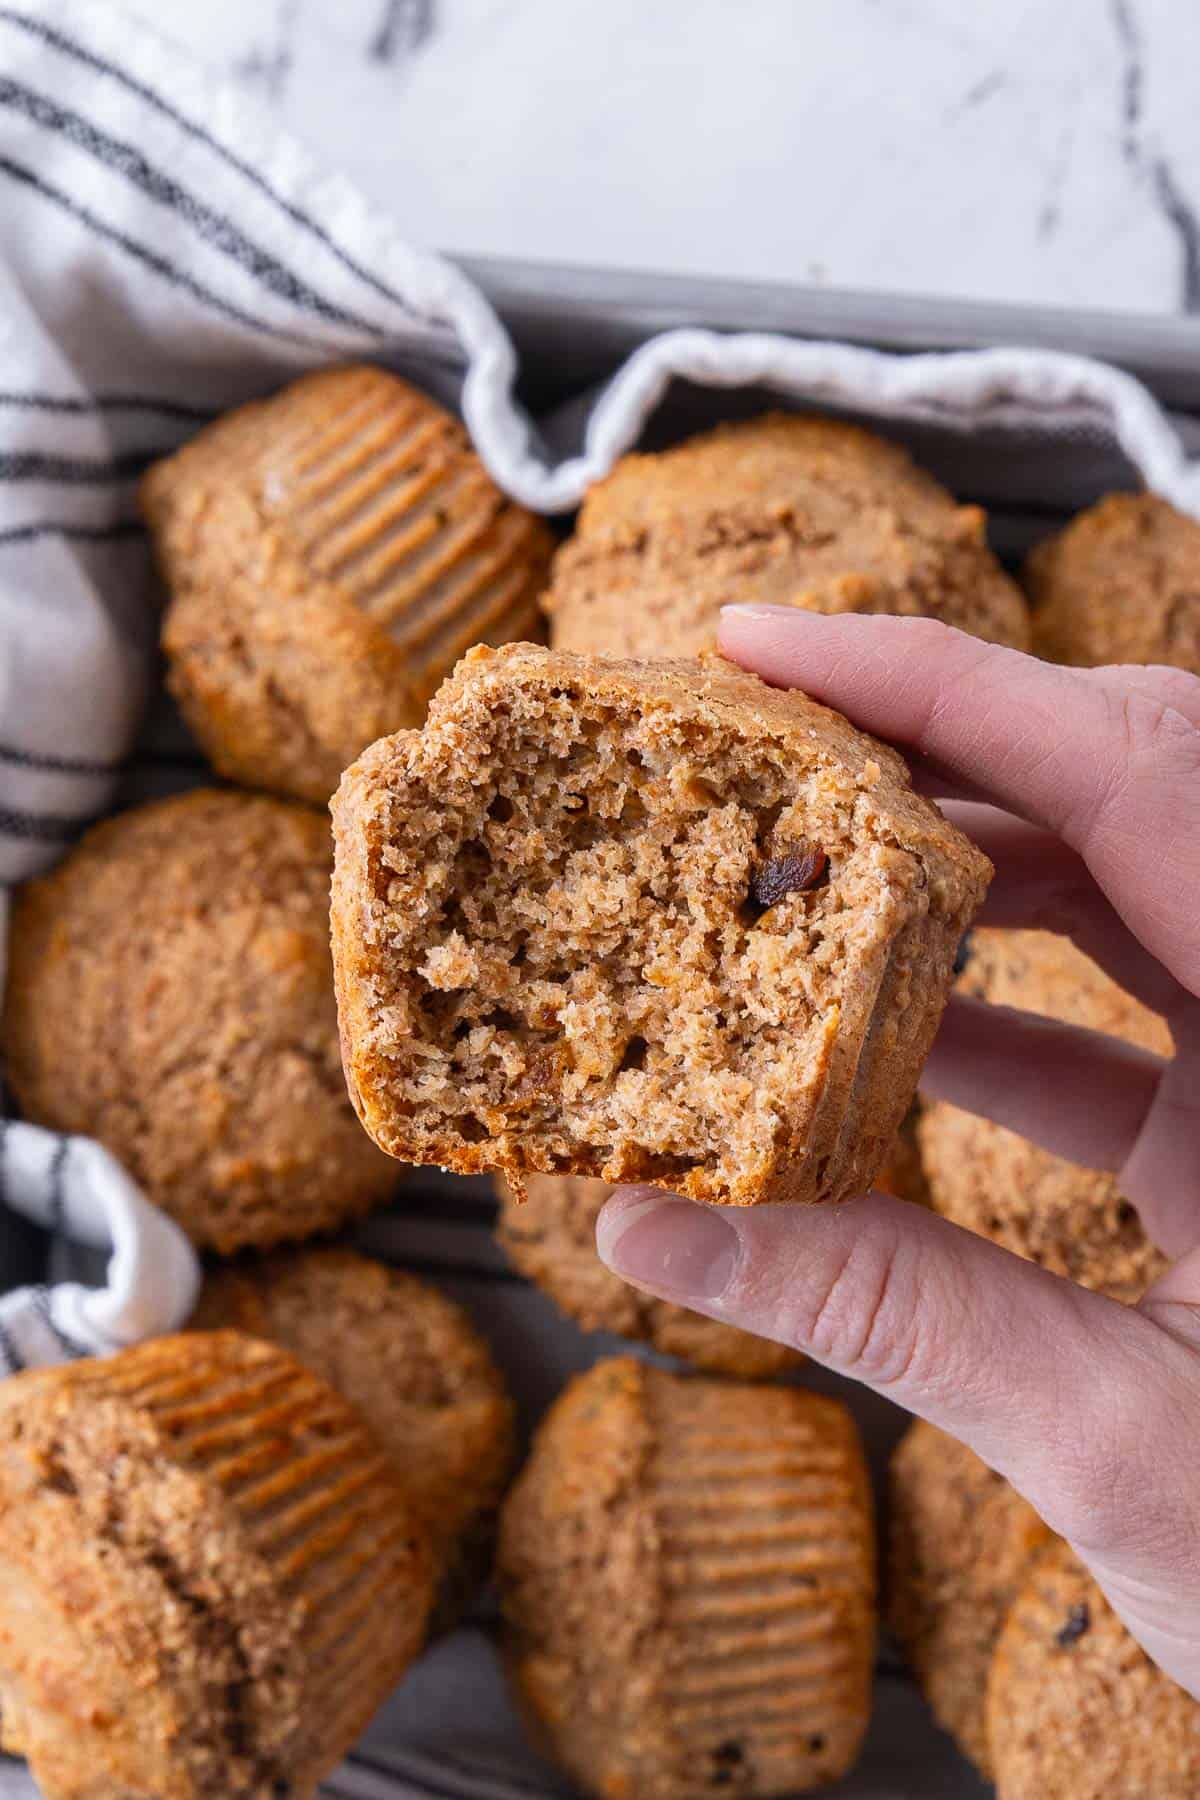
[3,789,396,1252]
[547,413,1031,653]
[988,1539,1200,1798]
[956,926,1172,1056]
[1027,491,1200,672]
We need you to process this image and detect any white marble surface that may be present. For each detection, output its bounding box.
[132,0,1200,315]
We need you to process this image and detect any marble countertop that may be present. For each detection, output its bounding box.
[135,0,1199,316]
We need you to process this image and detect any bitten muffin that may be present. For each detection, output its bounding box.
[190,1246,514,1621]
[545,414,1031,656]
[142,364,553,805]
[0,1331,433,1800]
[888,1419,1051,1776]
[495,1173,801,1377]
[919,930,1170,1300]
[3,790,397,1252]
[498,1357,875,1799]
[987,1539,1200,1797]
[1027,491,1200,672]
[332,643,990,1207]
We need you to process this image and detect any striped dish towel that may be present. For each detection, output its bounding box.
[1,4,1200,1795]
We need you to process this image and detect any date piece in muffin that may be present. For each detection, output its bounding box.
[498,1357,875,1799]
[1027,491,1200,673]
[987,1538,1200,1798]
[495,1173,801,1377]
[0,1331,432,1800]
[888,1418,1051,1776]
[3,790,397,1252]
[142,364,553,804]
[332,644,990,1207]
[919,929,1170,1301]
[545,414,1031,656]
[191,1246,514,1623]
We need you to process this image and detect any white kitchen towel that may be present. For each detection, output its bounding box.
[0,2,1192,1797]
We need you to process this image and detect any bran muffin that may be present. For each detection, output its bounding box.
[190,1247,514,1621]
[0,1331,433,1800]
[919,929,1170,1300]
[494,1173,801,1377]
[142,364,553,805]
[987,1539,1200,1797]
[498,1357,875,1799]
[1026,491,1200,672]
[888,1419,1051,1776]
[3,790,397,1252]
[545,414,1031,656]
[331,643,990,1207]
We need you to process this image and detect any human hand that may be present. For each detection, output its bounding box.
[595,607,1200,1696]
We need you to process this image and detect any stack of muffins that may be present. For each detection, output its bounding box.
[0,360,1196,1798]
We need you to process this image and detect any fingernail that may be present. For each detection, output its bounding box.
[719,603,803,620]
[597,1193,740,1300]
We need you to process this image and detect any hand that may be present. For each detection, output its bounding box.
[595,607,1200,1697]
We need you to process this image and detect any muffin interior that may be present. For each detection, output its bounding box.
[355,679,916,1197]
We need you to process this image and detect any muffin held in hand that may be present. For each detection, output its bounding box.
[0,1331,432,1800]
[191,1246,514,1624]
[495,1173,801,1378]
[919,929,1170,1302]
[987,1539,1200,1798]
[545,413,1031,656]
[498,1357,875,1799]
[142,364,553,804]
[1027,491,1200,673]
[3,790,397,1252]
[331,644,990,1207]
[888,1418,1051,1776]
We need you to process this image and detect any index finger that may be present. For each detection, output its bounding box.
[717,607,1200,998]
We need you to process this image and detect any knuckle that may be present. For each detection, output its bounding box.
[794,1228,934,1388]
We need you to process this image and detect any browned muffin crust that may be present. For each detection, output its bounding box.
[0,1331,432,1800]
[546,414,1031,656]
[142,364,553,805]
[495,1173,801,1377]
[987,1540,1200,1798]
[1027,491,1200,672]
[3,790,397,1252]
[888,1419,1051,1776]
[191,1247,514,1622]
[331,643,990,1206]
[919,930,1170,1301]
[498,1357,876,1799]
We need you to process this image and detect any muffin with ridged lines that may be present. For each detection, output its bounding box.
[0,1331,432,1800]
[918,930,1171,1301]
[1026,491,1200,673]
[888,1419,1051,1776]
[495,1173,801,1377]
[142,364,553,805]
[545,414,1031,656]
[2,790,398,1253]
[190,1247,514,1624]
[498,1356,875,1798]
[987,1539,1200,1797]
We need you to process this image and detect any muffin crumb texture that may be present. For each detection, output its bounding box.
[498,1357,876,1799]
[332,644,990,1206]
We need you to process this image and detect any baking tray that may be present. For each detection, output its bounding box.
[25,262,1200,1800]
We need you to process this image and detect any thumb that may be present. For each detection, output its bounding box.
[596,1187,1196,1574]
